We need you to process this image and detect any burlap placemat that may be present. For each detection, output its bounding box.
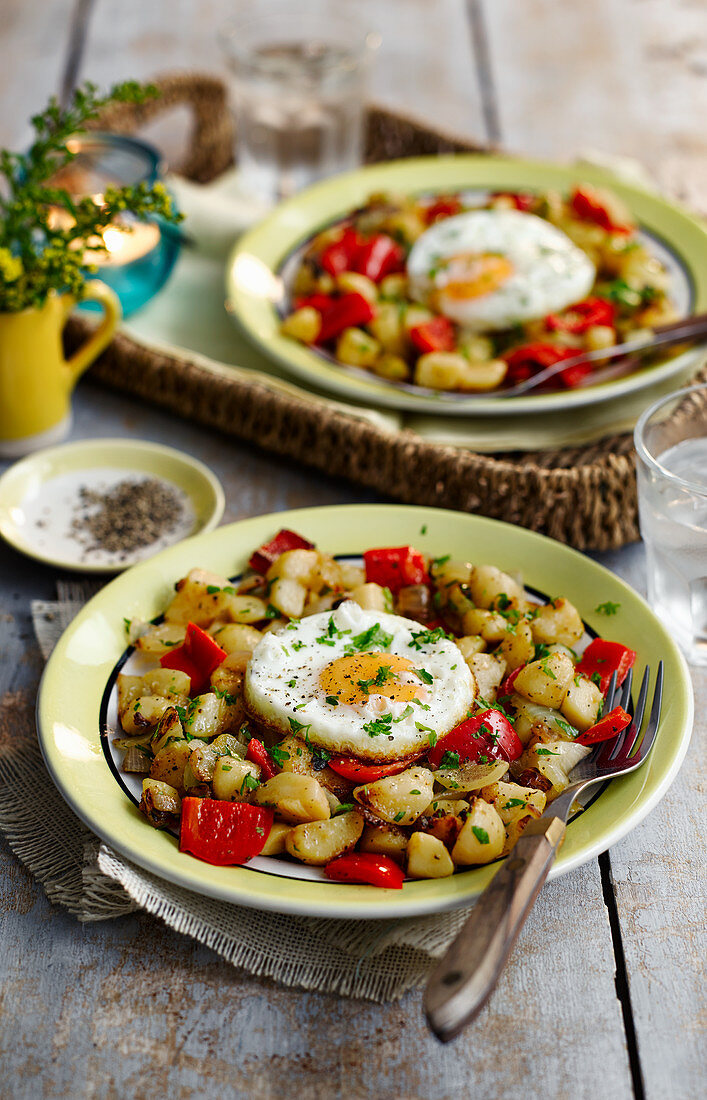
[0,582,475,1002]
[67,71,707,552]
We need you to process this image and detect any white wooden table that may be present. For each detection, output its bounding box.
[1,3,705,1097]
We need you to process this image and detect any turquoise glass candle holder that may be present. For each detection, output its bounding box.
[61,132,181,318]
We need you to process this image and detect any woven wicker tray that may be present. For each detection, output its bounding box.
[68,72,706,551]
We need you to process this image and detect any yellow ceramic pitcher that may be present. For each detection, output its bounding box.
[0,281,120,457]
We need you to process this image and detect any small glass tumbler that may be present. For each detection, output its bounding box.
[635,382,707,665]
[220,1,379,205]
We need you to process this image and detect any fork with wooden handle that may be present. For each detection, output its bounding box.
[424,664,663,1042]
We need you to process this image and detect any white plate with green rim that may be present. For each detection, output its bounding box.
[37,503,693,918]
[225,155,707,416]
[0,438,225,573]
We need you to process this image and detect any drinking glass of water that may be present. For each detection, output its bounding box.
[220,1,379,205]
[635,382,707,665]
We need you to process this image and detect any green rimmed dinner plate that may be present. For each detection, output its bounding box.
[36,504,693,919]
[225,155,707,416]
[0,438,225,574]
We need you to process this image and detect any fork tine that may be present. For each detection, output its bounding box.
[604,670,618,711]
[633,661,664,763]
[607,668,638,761]
[619,668,633,712]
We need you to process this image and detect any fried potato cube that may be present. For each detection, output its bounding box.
[353,766,434,826]
[451,799,505,865]
[407,832,454,879]
[359,822,408,863]
[513,652,574,708]
[561,675,603,731]
[531,597,584,647]
[286,810,364,865]
[254,772,331,824]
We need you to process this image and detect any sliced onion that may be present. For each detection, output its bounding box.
[122,745,151,773]
[435,758,508,792]
[113,733,153,751]
[511,697,578,743]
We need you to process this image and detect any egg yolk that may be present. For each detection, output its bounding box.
[320,652,426,706]
[436,251,514,301]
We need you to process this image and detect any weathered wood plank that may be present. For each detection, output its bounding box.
[482,0,707,210]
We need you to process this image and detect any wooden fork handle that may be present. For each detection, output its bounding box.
[424,816,566,1042]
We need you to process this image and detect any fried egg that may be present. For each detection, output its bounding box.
[407,209,596,331]
[244,601,475,761]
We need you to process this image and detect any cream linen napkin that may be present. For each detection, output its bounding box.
[0,582,474,1002]
[114,167,702,454]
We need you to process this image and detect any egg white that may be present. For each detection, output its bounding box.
[243,601,475,761]
[407,209,596,330]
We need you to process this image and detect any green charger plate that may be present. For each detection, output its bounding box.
[37,504,693,918]
[226,155,707,416]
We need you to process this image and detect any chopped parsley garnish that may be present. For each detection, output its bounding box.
[590,672,603,687]
[357,665,400,694]
[286,619,301,630]
[269,745,290,767]
[393,811,406,822]
[540,657,557,680]
[345,623,394,654]
[325,696,340,706]
[213,689,240,706]
[471,826,490,844]
[536,747,559,756]
[408,626,450,650]
[410,789,421,795]
[240,773,259,793]
[595,601,621,616]
[265,604,280,620]
[439,751,461,769]
[303,728,331,766]
[316,635,337,646]
[477,754,490,764]
[206,585,221,594]
[287,679,297,688]
[554,718,579,739]
[393,705,414,722]
[504,798,526,808]
[431,554,451,569]
[420,525,428,535]
[427,731,438,748]
[495,593,511,611]
[333,803,357,815]
[382,586,394,613]
[415,667,434,685]
[363,714,394,737]
[291,640,306,651]
[288,716,310,736]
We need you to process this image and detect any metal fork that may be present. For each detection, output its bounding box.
[424,662,664,1042]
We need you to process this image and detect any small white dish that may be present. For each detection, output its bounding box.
[0,438,225,573]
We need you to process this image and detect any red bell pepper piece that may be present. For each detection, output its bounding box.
[293,293,336,315]
[546,296,616,334]
[409,316,456,354]
[570,185,634,235]
[354,234,405,282]
[320,227,364,276]
[325,852,405,889]
[328,756,414,783]
[245,738,278,781]
[248,529,315,575]
[160,622,227,695]
[502,342,589,389]
[179,798,273,866]
[428,709,523,769]
[316,292,375,343]
[499,665,524,699]
[363,546,430,594]
[576,705,632,745]
[575,639,637,695]
[491,191,535,212]
[424,196,463,223]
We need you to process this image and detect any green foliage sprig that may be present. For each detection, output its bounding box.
[0,81,182,312]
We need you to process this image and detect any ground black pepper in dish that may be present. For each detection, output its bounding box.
[69,477,186,559]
